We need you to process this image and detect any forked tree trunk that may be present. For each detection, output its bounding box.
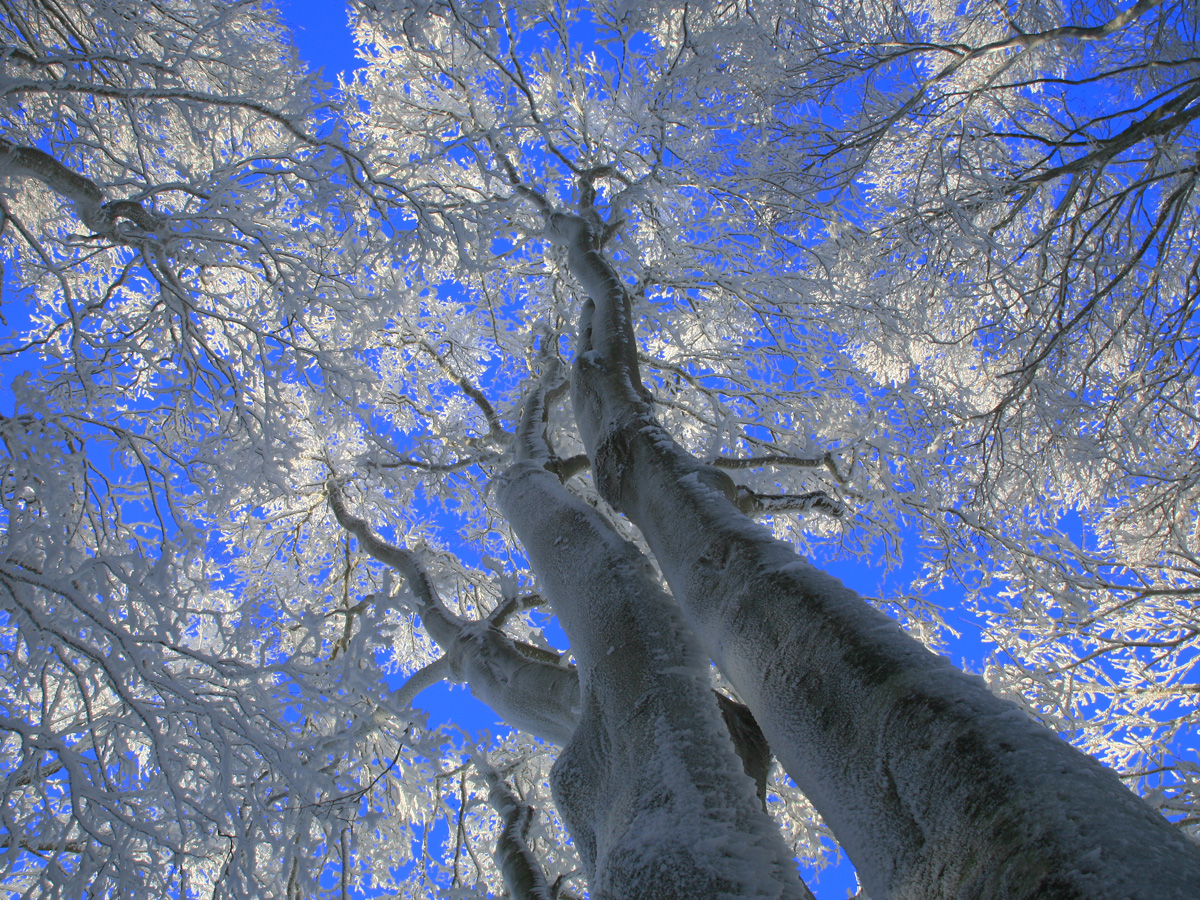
[335,379,813,898]
[553,212,1200,900]
[497,361,813,900]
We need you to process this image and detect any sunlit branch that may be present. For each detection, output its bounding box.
[327,481,463,648]
[1,76,414,206]
[0,836,86,854]
[328,481,579,744]
[377,450,502,473]
[487,592,545,628]
[394,657,453,710]
[859,0,1166,156]
[713,451,847,483]
[410,339,510,440]
[0,137,162,237]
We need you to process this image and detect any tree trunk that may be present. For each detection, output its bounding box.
[555,212,1200,900]
[497,362,813,900]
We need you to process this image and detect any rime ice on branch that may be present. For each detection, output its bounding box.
[329,484,580,747]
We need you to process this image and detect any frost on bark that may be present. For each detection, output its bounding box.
[497,360,813,900]
[553,211,1200,900]
[330,486,580,748]
[476,758,556,900]
[333,443,798,899]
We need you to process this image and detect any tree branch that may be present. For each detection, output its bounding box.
[549,453,590,481]
[712,450,847,483]
[393,656,454,710]
[0,137,162,237]
[476,758,555,900]
[326,481,461,646]
[487,592,546,629]
[328,482,579,744]
[1021,81,1200,186]
[410,338,509,440]
[736,487,846,518]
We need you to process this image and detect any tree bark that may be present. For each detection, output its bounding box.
[0,138,162,237]
[555,212,1200,900]
[497,361,813,900]
[477,759,557,900]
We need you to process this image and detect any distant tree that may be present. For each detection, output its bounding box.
[1,1,1197,899]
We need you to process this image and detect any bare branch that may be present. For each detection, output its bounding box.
[475,757,555,900]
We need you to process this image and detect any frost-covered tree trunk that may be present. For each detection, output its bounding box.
[552,212,1200,899]
[334,400,809,900]
[496,360,812,900]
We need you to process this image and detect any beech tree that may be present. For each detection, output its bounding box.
[1,1,1198,899]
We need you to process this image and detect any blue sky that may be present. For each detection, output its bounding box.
[283,1,360,81]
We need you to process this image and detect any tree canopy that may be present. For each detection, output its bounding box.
[0,0,1196,897]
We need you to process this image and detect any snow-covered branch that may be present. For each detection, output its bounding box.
[328,482,579,746]
[0,138,162,238]
[476,758,556,900]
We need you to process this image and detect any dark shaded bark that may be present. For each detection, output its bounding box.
[479,762,556,900]
[716,693,772,810]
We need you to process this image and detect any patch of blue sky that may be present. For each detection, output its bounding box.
[281,0,361,80]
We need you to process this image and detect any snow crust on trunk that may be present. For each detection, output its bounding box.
[498,455,812,900]
[558,215,1200,900]
[451,621,580,747]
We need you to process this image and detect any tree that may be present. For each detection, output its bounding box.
[0,1,411,895]
[757,0,1200,823]
[0,0,1197,898]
